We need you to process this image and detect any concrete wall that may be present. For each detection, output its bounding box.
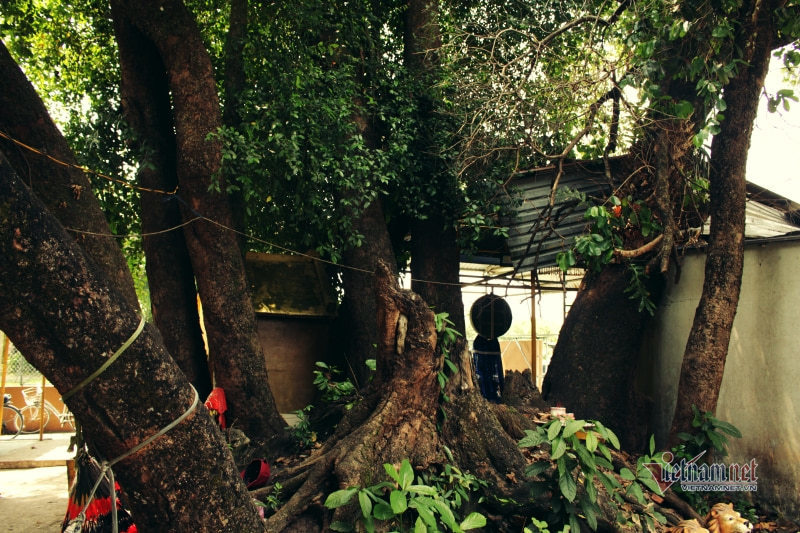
[643,239,800,515]
[255,317,332,413]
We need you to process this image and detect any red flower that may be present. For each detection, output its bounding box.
[612,205,622,217]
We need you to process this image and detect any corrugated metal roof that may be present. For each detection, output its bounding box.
[505,159,614,272]
[504,159,800,273]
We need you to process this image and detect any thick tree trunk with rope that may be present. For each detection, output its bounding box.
[0,39,139,309]
[110,0,289,446]
[0,153,266,532]
[113,8,212,400]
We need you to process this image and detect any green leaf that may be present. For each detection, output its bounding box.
[414,517,427,533]
[399,459,414,490]
[329,520,355,532]
[373,502,395,521]
[585,474,598,503]
[325,488,358,508]
[602,427,620,450]
[460,512,487,530]
[626,481,646,504]
[358,490,373,518]
[597,443,612,462]
[525,461,550,477]
[713,419,742,438]
[412,498,437,528]
[598,471,621,492]
[581,498,599,531]
[384,463,401,485]
[619,468,636,481]
[585,431,598,452]
[575,443,597,472]
[431,499,458,529]
[551,437,567,460]
[594,456,613,470]
[563,419,585,438]
[674,100,694,119]
[408,484,439,496]
[559,473,578,502]
[390,490,407,514]
[638,474,664,495]
[519,429,545,448]
[569,511,581,533]
[547,420,563,440]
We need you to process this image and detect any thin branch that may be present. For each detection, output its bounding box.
[614,234,664,258]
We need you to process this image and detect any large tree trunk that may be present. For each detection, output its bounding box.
[113,8,213,399]
[110,0,289,445]
[404,0,466,333]
[337,16,399,388]
[339,197,398,387]
[0,153,265,532]
[0,39,139,309]
[669,0,779,442]
[543,265,664,450]
[410,217,466,333]
[264,261,528,531]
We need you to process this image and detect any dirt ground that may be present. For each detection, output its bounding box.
[0,434,72,532]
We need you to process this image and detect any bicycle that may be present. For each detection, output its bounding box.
[2,393,24,438]
[19,386,75,433]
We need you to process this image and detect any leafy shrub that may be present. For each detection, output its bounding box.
[324,459,486,533]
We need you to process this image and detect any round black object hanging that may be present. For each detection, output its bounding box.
[470,294,512,339]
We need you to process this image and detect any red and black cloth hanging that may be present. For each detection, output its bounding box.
[62,450,137,533]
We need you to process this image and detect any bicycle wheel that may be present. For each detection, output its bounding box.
[20,404,50,433]
[2,405,23,438]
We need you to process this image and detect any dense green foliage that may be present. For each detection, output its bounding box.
[2,0,799,295]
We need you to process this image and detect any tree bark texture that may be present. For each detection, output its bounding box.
[110,0,288,445]
[410,217,466,333]
[0,39,139,309]
[339,197,399,388]
[669,0,779,442]
[112,8,213,400]
[543,266,664,451]
[0,153,266,532]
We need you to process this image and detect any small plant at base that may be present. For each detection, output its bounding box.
[670,406,743,514]
[433,311,462,405]
[324,459,486,533]
[674,404,742,461]
[524,517,552,533]
[254,481,284,517]
[313,361,358,406]
[291,405,316,448]
[520,420,666,532]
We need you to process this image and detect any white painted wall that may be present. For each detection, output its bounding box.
[643,239,800,515]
